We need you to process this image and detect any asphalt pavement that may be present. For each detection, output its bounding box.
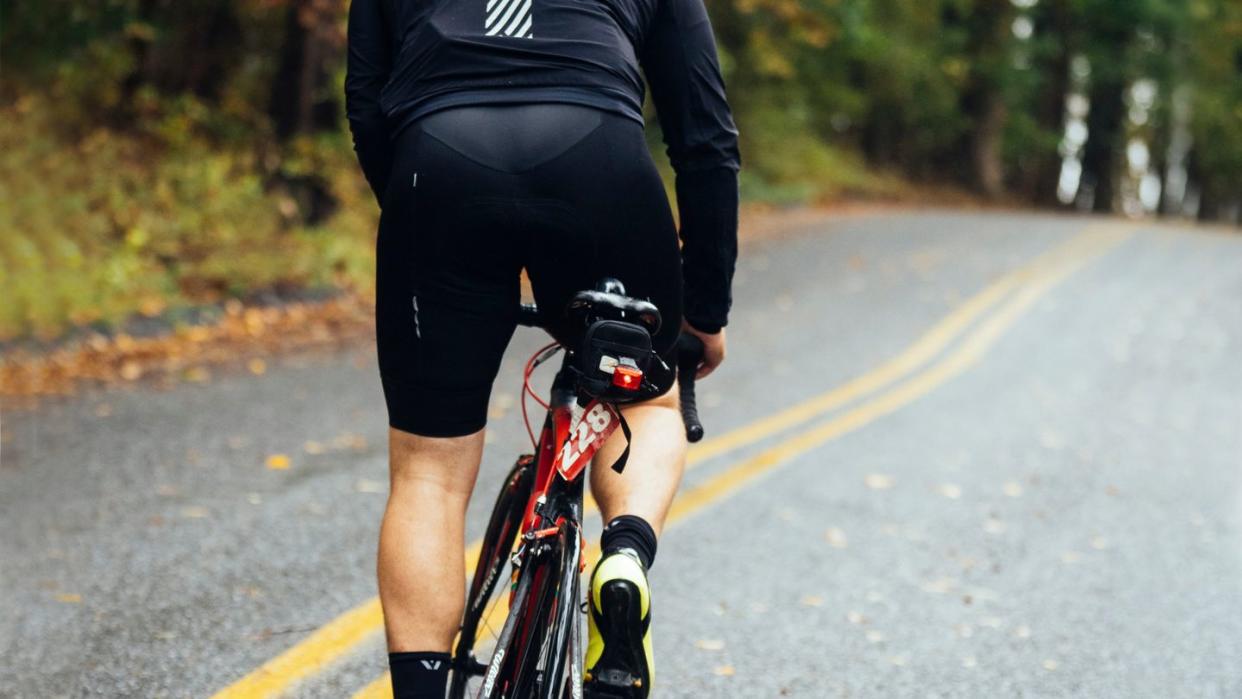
[2,210,1239,698]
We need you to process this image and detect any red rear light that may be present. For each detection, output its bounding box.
[612,365,643,391]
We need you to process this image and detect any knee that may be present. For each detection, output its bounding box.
[388,427,484,497]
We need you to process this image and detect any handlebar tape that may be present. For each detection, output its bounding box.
[677,334,706,443]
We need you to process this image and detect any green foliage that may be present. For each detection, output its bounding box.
[0,97,376,340]
[1,0,1239,340]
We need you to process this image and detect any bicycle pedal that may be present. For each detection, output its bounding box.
[583,674,643,699]
[592,669,641,687]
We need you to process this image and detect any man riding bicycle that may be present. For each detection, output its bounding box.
[345,0,739,695]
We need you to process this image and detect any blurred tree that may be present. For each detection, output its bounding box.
[270,0,346,140]
[4,0,1241,338]
[1018,0,1074,205]
[1184,0,1242,221]
[1075,0,1138,213]
[943,0,1019,197]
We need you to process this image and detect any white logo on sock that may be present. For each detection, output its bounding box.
[421,659,442,670]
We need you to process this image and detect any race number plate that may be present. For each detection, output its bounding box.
[553,400,620,482]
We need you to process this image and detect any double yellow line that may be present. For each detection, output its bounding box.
[213,223,1132,699]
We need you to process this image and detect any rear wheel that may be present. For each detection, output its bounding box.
[537,521,583,699]
[477,519,583,699]
[449,455,536,699]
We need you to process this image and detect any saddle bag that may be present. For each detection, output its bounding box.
[576,319,653,401]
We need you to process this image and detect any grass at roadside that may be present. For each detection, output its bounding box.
[0,99,377,343]
[1,98,916,348]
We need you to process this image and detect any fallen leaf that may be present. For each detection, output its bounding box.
[1060,551,1081,564]
[303,440,325,455]
[695,639,726,651]
[266,454,291,470]
[55,593,82,604]
[824,527,848,549]
[1042,659,1059,671]
[1002,482,1023,497]
[846,611,866,625]
[865,630,885,643]
[962,656,978,669]
[1090,536,1109,550]
[248,358,267,375]
[180,506,209,519]
[865,474,894,490]
[184,366,210,383]
[889,654,909,667]
[937,483,962,499]
[94,403,113,418]
[355,479,385,494]
[332,433,367,451]
[983,518,1006,535]
[1014,625,1032,639]
[488,393,516,419]
[713,665,735,677]
[921,578,957,594]
[800,595,824,608]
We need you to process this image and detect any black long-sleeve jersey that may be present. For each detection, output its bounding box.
[346,0,741,332]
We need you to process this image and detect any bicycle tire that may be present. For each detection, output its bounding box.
[480,518,583,699]
[538,521,582,699]
[506,518,573,698]
[449,455,536,699]
[477,557,538,699]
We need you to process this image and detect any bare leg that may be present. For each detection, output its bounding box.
[379,427,484,652]
[590,388,687,535]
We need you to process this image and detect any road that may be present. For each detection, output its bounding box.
[2,211,1240,698]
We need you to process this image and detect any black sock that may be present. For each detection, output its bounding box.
[601,515,658,569]
[389,651,450,699]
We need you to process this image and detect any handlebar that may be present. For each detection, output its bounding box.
[676,334,706,443]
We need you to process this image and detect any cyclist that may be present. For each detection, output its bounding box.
[345,0,739,695]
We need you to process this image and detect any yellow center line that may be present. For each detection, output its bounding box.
[350,224,1133,699]
[210,224,1128,699]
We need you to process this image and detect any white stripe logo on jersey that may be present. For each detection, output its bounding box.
[485,0,533,38]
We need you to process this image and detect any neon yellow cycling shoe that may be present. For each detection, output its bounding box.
[584,549,653,698]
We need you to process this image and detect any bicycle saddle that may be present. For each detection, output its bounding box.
[567,279,661,334]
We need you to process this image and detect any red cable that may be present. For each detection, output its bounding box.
[521,342,559,447]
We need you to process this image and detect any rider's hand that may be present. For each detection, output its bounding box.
[682,321,726,379]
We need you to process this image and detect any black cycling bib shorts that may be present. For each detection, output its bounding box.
[376,105,681,437]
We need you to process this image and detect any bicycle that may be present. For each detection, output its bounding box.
[447,279,706,699]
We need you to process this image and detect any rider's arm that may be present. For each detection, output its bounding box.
[345,0,394,205]
[640,0,741,335]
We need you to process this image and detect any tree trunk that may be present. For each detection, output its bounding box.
[270,0,344,140]
[947,0,1015,197]
[1023,0,1072,206]
[973,92,1008,198]
[1081,76,1126,213]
